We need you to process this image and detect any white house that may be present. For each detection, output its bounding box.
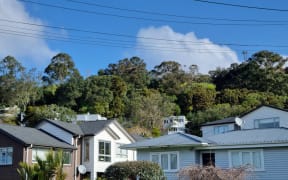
[79,120,135,179]
[163,116,187,134]
[36,119,135,180]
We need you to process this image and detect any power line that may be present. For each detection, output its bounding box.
[19,0,288,26]
[193,0,288,12]
[2,18,288,48]
[0,27,241,53]
[66,0,288,23]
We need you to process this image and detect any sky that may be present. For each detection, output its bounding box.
[1,0,288,76]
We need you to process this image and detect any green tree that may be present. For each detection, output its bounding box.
[178,83,216,114]
[211,51,288,95]
[54,72,84,110]
[99,57,149,91]
[79,75,127,118]
[24,104,76,126]
[42,53,80,85]
[129,89,178,130]
[0,56,40,112]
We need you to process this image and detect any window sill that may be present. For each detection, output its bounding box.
[0,164,13,166]
[163,169,179,173]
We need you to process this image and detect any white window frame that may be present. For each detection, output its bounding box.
[214,125,229,135]
[254,117,280,129]
[116,143,128,159]
[150,151,179,172]
[63,150,72,165]
[98,140,111,162]
[32,148,49,163]
[0,147,13,165]
[228,149,264,171]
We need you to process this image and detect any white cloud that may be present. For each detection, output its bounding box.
[0,0,56,67]
[134,26,240,74]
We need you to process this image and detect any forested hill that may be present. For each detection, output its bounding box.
[1,50,288,136]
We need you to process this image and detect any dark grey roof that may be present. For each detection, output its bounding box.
[206,128,288,145]
[0,124,75,149]
[201,117,236,126]
[78,120,114,135]
[122,132,213,150]
[42,119,83,135]
[130,134,147,142]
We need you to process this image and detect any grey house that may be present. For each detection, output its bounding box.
[123,105,288,180]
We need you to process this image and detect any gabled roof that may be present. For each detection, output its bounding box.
[201,117,236,126]
[39,119,134,142]
[78,120,114,135]
[201,105,288,127]
[40,119,83,136]
[0,124,75,149]
[206,128,288,146]
[122,132,213,150]
[239,104,288,118]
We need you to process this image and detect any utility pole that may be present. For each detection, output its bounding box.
[242,51,248,61]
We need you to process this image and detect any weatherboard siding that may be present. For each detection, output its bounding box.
[214,150,229,168]
[214,147,288,180]
[252,147,288,180]
[137,148,197,180]
[241,106,288,129]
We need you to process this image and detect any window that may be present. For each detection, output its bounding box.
[116,143,128,158]
[99,141,111,162]
[229,149,264,171]
[0,147,13,165]
[254,117,279,129]
[63,151,72,165]
[32,148,49,162]
[214,125,229,135]
[150,152,179,171]
[84,138,89,162]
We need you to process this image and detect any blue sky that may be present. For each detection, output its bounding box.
[1,0,288,76]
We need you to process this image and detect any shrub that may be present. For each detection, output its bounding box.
[178,165,250,180]
[105,161,165,180]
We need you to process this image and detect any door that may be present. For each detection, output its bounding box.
[202,153,215,166]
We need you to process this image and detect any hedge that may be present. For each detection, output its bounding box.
[105,161,165,180]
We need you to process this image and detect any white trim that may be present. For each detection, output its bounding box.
[150,151,179,172]
[195,143,288,150]
[228,149,264,171]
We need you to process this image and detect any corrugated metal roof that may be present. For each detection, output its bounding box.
[0,124,75,149]
[206,128,288,145]
[122,132,213,149]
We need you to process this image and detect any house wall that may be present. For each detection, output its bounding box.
[137,148,197,180]
[84,123,135,180]
[241,106,288,129]
[37,122,74,145]
[201,123,235,137]
[214,147,288,180]
[82,136,94,178]
[0,133,25,180]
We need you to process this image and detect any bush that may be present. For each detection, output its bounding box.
[178,165,251,180]
[105,161,165,180]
